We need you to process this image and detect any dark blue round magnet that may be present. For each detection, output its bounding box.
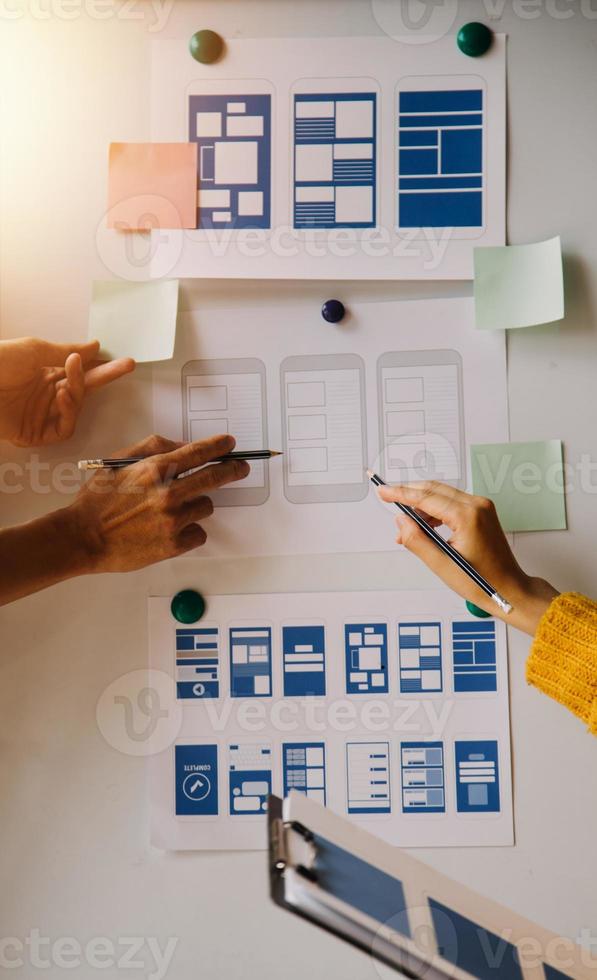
[466,600,492,619]
[171,589,206,624]
[321,300,345,323]
[456,22,493,57]
[189,29,224,64]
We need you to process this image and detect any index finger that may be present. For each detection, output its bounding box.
[159,434,236,476]
[84,358,136,389]
[377,480,472,528]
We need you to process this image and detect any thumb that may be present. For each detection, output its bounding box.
[35,339,100,367]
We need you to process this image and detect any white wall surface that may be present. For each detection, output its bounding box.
[1,2,597,978]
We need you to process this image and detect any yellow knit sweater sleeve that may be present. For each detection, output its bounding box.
[526,592,597,734]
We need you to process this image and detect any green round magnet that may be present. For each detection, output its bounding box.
[456,22,493,57]
[466,600,492,619]
[189,29,224,64]
[171,589,206,624]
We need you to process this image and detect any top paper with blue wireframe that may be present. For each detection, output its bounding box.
[147,35,506,281]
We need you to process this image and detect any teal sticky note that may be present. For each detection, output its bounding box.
[89,279,179,362]
[470,440,567,532]
[473,236,564,330]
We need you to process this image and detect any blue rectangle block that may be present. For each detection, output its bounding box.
[453,652,474,665]
[454,620,495,634]
[429,899,523,980]
[400,89,482,113]
[399,191,482,228]
[400,113,482,128]
[399,148,437,175]
[454,673,497,693]
[314,834,410,936]
[400,176,482,190]
[399,129,438,147]
[441,128,482,174]
[175,744,218,816]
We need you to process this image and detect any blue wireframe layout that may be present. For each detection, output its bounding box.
[452,620,497,692]
[346,741,391,814]
[293,92,376,229]
[400,742,446,814]
[398,622,443,693]
[283,742,326,805]
[282,625,326,696]
[229,625,273,697]
[398,88,483,228]
[189,93,271,229]
[455,740,500,813]
[228,742,272,816]
[344,624,388,694]
[175,627,220,700]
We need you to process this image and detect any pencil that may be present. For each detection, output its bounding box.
[367,471,512,615]
[78,450,283,471]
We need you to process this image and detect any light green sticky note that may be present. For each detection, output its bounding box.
[473,236,564,330]
[471,440,567,532]
[89,279,179,362]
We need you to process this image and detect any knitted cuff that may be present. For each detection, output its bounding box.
[526,592,597,733]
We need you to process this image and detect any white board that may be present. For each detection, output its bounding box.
[152,297,508,558]
[146,35,506,280]
[149,589,513,851]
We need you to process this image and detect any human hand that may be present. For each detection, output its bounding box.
[63,433,248,572]
[0,337,135,447]
[378,481,558,635]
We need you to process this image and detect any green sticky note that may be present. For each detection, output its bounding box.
[473,236,564,330]
[89,279,179,362]
[470,440,567,532]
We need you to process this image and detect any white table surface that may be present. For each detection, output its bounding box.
[1,2,597,978]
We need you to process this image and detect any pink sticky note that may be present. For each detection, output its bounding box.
[107,142,198,231]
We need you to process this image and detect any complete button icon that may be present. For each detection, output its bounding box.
[183,771,211,802]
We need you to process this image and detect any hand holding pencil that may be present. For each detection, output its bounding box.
[376,478,558,635]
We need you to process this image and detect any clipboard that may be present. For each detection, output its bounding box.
[268,792,594,980]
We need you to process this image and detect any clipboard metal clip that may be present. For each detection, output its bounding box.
[271,817,318,882]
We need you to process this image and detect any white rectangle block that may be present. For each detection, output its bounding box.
[385,377,424,403]
[198,188,231,208]
[295,186,335,203]
[306,767,325,789]
[358,649,381,671]
[295,100,334,118]
[295,144,333,182]
[232,645,248,664]
[253,675,270,695]
[420,626,441,646]
[196,111,221,137]
[190,418,228,441]
[289,448,328,473]
[214,141,258,184]
[233,796,261,812]
[333,142,373,160]
[386,410,425,437]
[227,115,264,137]
[335,185,373,224]
[287,381,325,408]
[305,747,324,767]
[189,385,227,411]
[288,414,326,440]
[335,99,374,138]
[238,191,263,216]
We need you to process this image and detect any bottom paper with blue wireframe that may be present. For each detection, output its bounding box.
[149,589,513,851]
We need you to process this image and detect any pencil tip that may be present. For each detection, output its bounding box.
[366,469,373,479]
[272,450,283,456]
